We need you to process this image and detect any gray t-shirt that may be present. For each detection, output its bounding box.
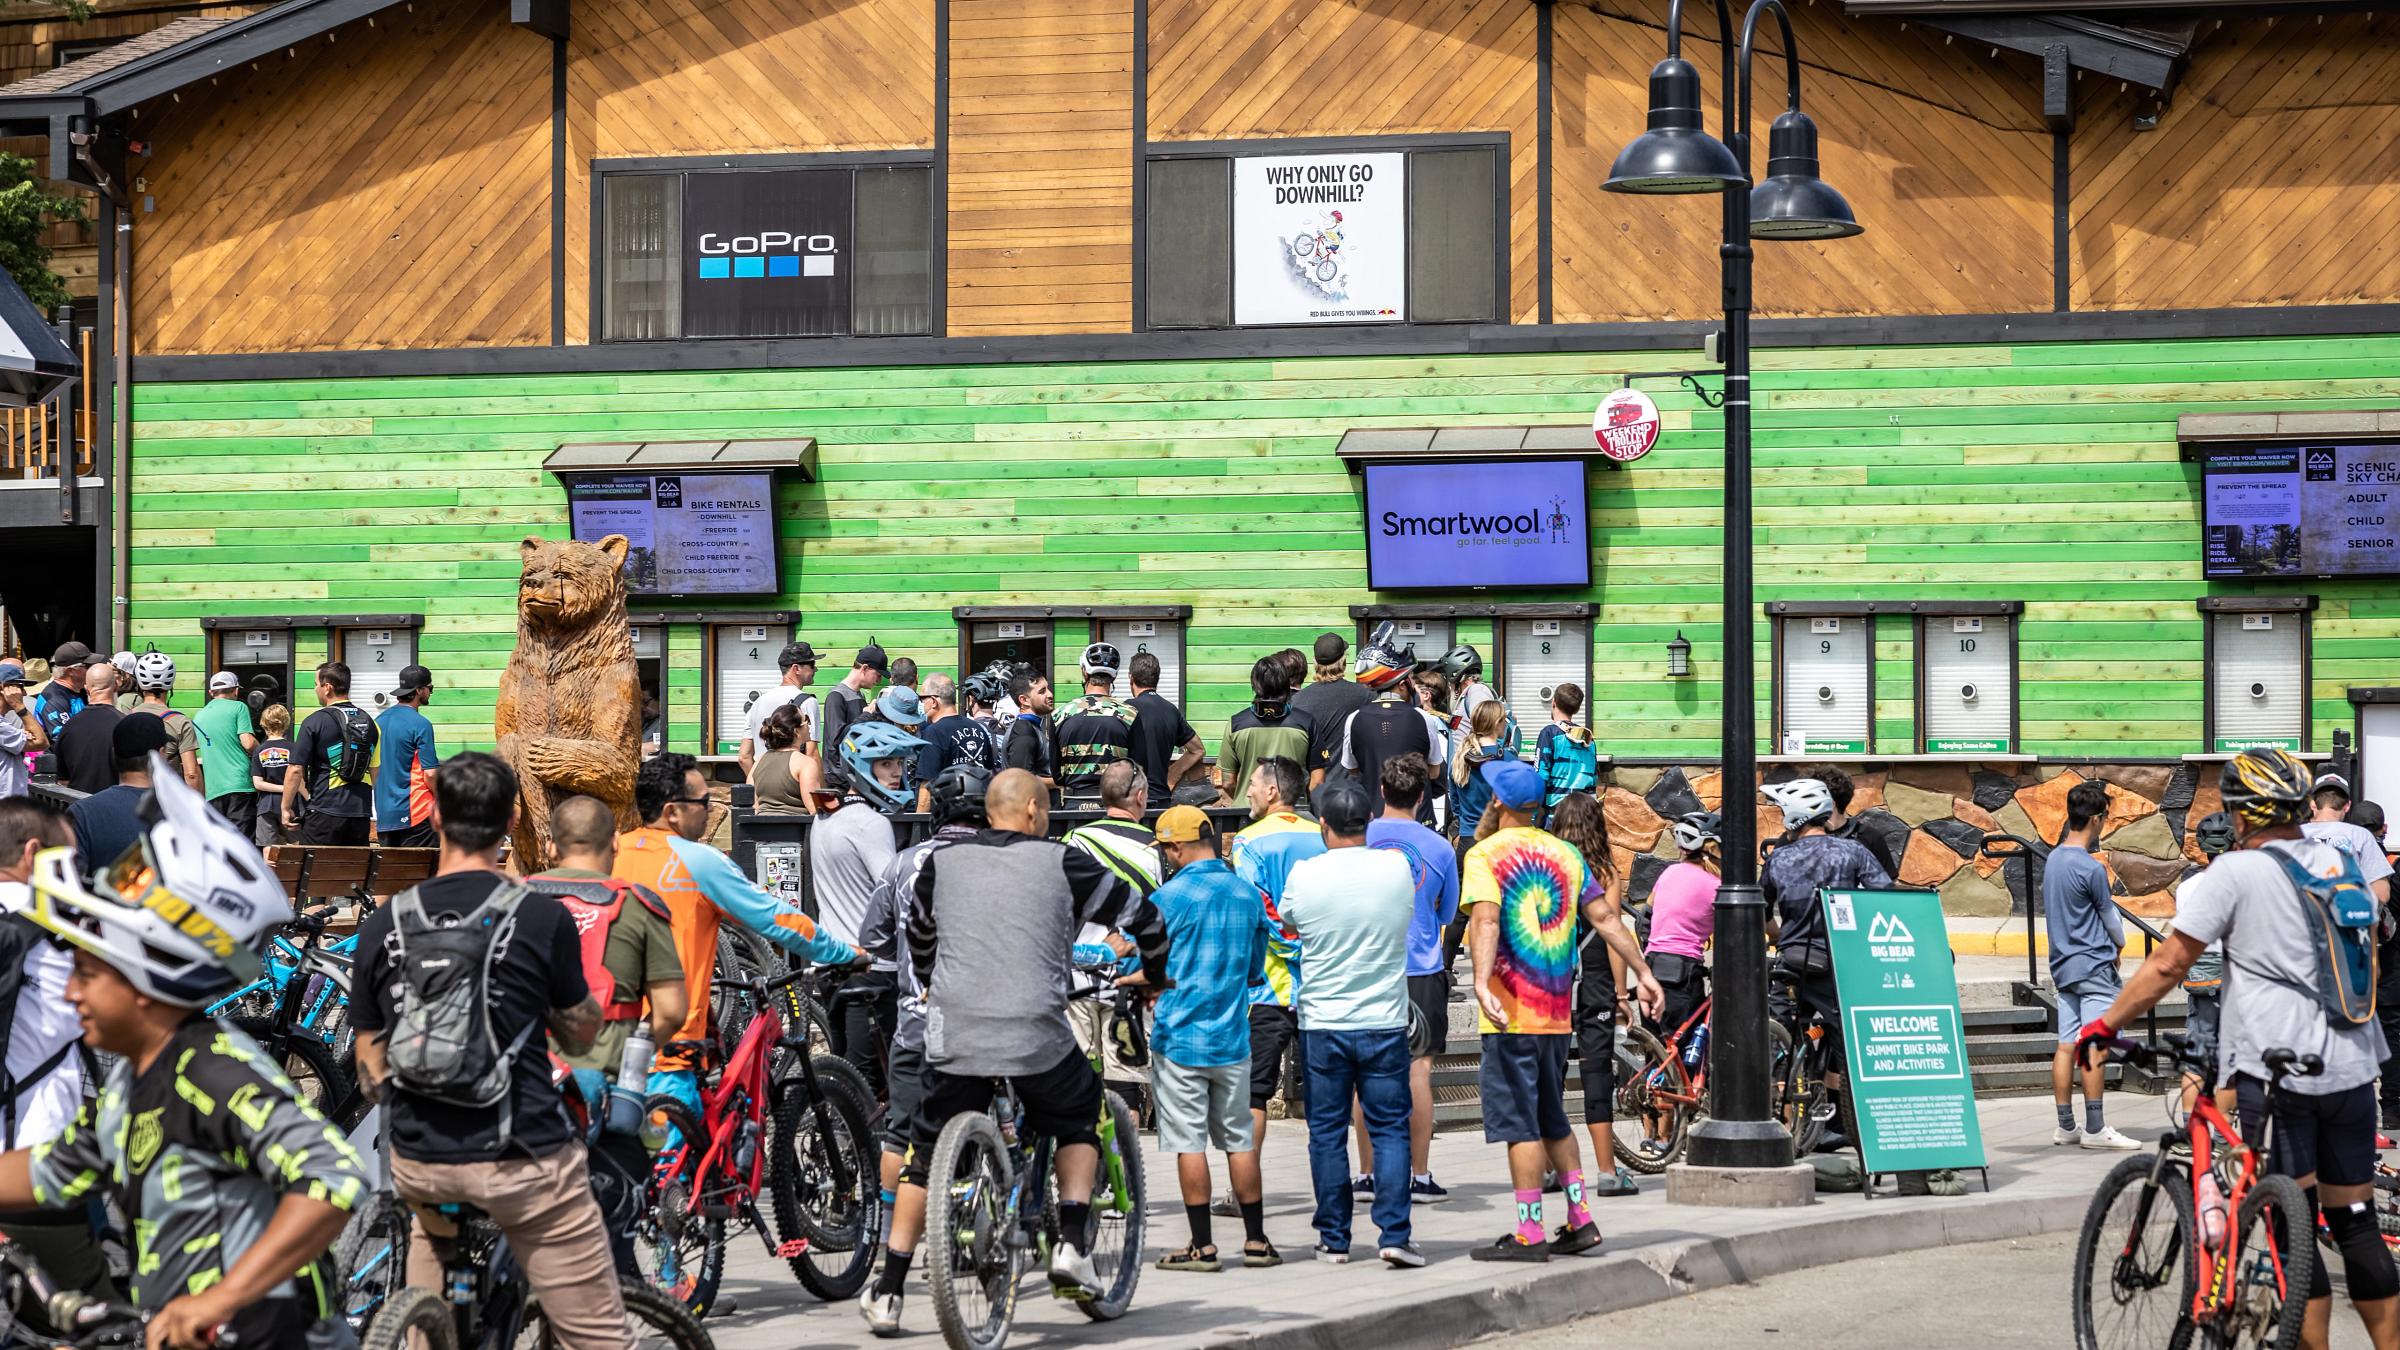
[2173,838,2390,1094]
[2302,820,2395,888]
[2043,844,2125,993]
[808,801,898,967]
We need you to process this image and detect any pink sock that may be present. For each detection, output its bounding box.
[1562,1171,1593,1229]
[1514,1188,1544,1244]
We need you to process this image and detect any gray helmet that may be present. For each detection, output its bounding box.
[1761,778,1835,832]
[1080,642,1122,680]
[1671,810,1722,853]
[1437,645,1483,680]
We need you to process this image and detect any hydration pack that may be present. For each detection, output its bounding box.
[384,880,538,1141]
[2239,841,2379,1028]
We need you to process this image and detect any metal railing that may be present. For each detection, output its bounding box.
[1982,829,2168,1055]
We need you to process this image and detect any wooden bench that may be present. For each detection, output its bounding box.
[264,845,440,912]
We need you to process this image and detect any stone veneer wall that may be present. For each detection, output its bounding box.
[1605,761,2222,919]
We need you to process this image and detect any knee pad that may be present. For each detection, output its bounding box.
[2324,1199,2399,1302]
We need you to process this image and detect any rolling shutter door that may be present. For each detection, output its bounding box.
[1501,618,1589,739]
[2360,705,2400,844]
[1362,617,1453,669]
[1779,616,1869,753]
[2212,613,2305,752]
[1921,616,2013,753]
[1100,619,1181,705]
[339,626,418,712]
[714,622,790,750]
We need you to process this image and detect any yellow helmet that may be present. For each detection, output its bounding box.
[2219,748,2312,830]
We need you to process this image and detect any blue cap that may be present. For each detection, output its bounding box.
[875,685,927,728]
[0,663,24,686]
[1481,758,1543,810]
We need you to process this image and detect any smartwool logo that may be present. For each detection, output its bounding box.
[1378,502,1566,540]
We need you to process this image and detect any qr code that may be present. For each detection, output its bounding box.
[1827,894,1857,931]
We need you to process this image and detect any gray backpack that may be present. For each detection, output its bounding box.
[385,880,537,1135]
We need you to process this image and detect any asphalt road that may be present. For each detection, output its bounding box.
[1486,1230,2379,1349]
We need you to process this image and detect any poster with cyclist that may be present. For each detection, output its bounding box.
[1232,151,1406,325]
[1823,887,1989,1182]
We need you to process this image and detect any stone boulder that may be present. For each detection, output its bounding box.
[1611,765,1664,795]
[1627,851,1673,903]
[1603,787,1666,851]
[1645,767,1705,822]
[1939,864,2014,917]
[2159,762,2199,813]
[1971,770,2023,812]
[2105,849,2189,896]
[2100,812,2181,862]
[1883,781,1956,828]
[1899,830,1967,887]
[2098,765,2176,805]
[1891,763,1974,798]
[1923,816,1988,859]
[1688,769,1723,811]
[1843,771,1887,815]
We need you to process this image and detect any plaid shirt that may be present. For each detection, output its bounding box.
[1151,858,1275,1067]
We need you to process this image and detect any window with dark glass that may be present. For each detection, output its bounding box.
[598,161,934,341]
[1144,140,1503,330]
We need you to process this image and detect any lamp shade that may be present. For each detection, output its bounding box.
[1749,109,1862,240]
[1603,57,1745,195]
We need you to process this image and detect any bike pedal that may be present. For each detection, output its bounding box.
[774,1238,811,1259]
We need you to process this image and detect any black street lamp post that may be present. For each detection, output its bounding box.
[1605,0,1860,1176]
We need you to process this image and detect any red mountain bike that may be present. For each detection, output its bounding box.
[640,964,882,1315]
[1611,996,1799,1173]
[2073,1034,2318,1350]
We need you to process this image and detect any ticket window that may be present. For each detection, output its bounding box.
[711,622,791,756]
[964,620,1053,687]
[1100,618,1183,706]
[2210,610,2308,754]
[334,626,419,712]
[215,628,293,734]
[1776,615,1871,755]
[1358,617,1453,668]
[632,625,664,752]
[1919,615,2016,755]
[1498,617,1591,740]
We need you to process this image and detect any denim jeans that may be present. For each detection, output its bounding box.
[1302,1026,1412,1251]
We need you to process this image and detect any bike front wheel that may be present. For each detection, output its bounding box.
[1078,1088,1146,1321]
[771,1055,881,1301]
[358,1285,457,1350]
[2211,1173,2315,1350]
[2072,1153,2197,1350]
[335,1193,413,1332]
[925,1111,1022,1350]
[1611,1025,1693,1174]
[234,1016,367,1131]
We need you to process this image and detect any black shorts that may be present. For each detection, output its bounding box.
[378,822,438,849]
[1407,974,1450,1058]
[917,1049,1104,1154]
[884,1041,930,1154]
[297,812,370,846]
[2237,1076,2379,1188]
[1248,1003,1301,1111]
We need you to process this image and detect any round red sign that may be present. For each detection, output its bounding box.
[1593,389,1661,463]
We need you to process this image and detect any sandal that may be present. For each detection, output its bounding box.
[1157,1244,1222,1272]
[1242,1239,1283,1268]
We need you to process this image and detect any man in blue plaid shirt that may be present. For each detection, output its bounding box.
[1149,804,1287,1272]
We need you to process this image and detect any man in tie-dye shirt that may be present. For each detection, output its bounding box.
[1463,760,1660,1264]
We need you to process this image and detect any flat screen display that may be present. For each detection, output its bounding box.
[2202,442,2400,579]
[565,472,779,596]
[1362,459,1590,590]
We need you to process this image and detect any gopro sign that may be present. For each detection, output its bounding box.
[682,168,853,337]
[696,231,839,279]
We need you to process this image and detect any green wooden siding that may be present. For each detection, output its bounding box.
[125,334,2400,759]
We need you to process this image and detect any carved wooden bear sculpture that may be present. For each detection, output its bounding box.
[496,534,642,867]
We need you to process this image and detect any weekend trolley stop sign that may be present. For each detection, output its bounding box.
[1823,888,1988,1182]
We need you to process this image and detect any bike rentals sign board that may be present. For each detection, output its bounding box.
[1824,888,1988,1184]
[1232,151,1407,326]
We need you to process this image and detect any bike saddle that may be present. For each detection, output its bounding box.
[2263,1047,2326,1077]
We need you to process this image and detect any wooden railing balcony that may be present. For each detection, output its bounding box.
[0,327,92,483]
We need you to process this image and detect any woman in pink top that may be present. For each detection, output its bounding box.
[1644,810,1722,1040]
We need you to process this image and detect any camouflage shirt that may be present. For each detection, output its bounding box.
[1761,833,1894,962]
[28,1017,368,1313]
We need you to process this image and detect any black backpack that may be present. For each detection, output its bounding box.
[384,880,538,1145]
[0,915,80,1148]
[330,704,374,787]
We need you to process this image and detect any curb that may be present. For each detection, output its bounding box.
[1947,927,2154,960]
[1218,1188,2090,1350]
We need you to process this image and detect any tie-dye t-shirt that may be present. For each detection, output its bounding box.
[1461,826,1600,1035]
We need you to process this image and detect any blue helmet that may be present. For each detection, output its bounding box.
[839,721,927,812]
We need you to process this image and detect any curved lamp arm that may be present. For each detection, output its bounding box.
[1663,0,1740,133]
[1738,0,1804,134]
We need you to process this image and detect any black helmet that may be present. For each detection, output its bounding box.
[2219,748,2312,831]
[2192,810,2238,857]
[1080,642,1122,680]
[1437,645,1483,680]
[928,764,994,827]
[961,671,1007,708]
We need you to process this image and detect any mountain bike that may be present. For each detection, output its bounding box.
[639,965,879,1316]
[224,903,369,1131]
[921,976,1148,1350]
[1768,965,1832,1158]
[0,1233,240,1347]
[2073,1035,2318,1350]
[1613,994,1730,1173]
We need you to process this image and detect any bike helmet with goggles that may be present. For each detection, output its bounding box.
[1761,778,1836,832]
[2220,748,2312,830]
[928,763,995,827]
[28,752,289,1006]
[1080,643,1122,681]
[1671,810,1722,853]
[838,722,928,813]
[1353,622,1417,693]
[133,650,176,692]
[1436,645,1483,681]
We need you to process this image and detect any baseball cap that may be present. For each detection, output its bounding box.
[113,712,171,760]
[396,663,433,693]
[1313,632,1349,665]
[208,670,239,694]
[110,651,136,675]
[50,641,90,667]
[855,643,889,674]
[0,663,25,687]
[1154,804,1216,845]
[1313,778,1376,835]
[1482,758,1544,810]
[875,686,926,728]
[779,641,823,670]
[2313,772,2353,799]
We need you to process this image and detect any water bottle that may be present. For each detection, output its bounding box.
[609,1023,655,1137]
[2197,1167,2229,1251]
[1684,1021,1711,1071]
[733,1118,760,1177]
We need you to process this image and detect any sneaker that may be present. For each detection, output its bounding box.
[1047,1244,1101,1301]
[858,1287,903,1338]
[1548,1221,1603,1256]
[1351,1174,1375,1197]
[1380,1243,1427,1269]
[1314,1243,1351,1265]
[2051,1125,2083,1146]
[1409,1177,1449,1204]
[1541,1170,1562,1194]
[1586,1168,1639,1198]
[1470,1234,1552,1264]
[2080,1126,2142,1151]
[1210,1190,1239,1217]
